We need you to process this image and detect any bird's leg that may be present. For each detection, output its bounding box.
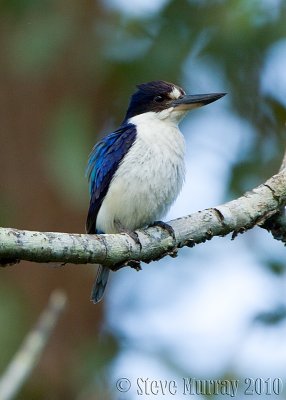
[148,220,178,259]
[114,220,142,248]
[127,230,141,247]
[112,259,142,272]
[113,220,142,271]
[149,220,176,240]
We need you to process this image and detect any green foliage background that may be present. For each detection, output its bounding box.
[0,0,286,398]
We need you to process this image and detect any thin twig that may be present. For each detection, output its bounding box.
[0,290,67,400]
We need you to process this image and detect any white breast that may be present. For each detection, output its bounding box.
[96,111,186,233]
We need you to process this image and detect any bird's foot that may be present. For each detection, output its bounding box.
[127,230,141,248]
[128,259,142,271]
[112,259,142,271]
[149,220,176,240]
[114,220,142,249]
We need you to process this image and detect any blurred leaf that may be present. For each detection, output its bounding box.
[0,0,49,17]
[7,14,72,77]
[267,260,286,275]
[45,100,92,208]
[254,305,286,325]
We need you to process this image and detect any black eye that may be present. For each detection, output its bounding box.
[154,95,164,102]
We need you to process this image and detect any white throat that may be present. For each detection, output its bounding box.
[129,111,186,155]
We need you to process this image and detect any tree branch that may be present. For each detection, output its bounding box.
[262,209,286,244]
[0,168,285,269]
[259,147,286,243]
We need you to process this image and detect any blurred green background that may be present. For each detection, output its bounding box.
[0,0,286,399]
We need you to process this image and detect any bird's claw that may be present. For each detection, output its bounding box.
[128,259,142,271]
[127,230,142,248]
[150,220,176,240]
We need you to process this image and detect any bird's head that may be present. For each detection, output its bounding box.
[124,80,225,124]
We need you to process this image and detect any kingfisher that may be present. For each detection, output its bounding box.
[86,80,225,303]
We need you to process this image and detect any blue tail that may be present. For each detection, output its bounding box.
[90,265,110,304]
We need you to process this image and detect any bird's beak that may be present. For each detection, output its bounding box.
[172,92,226,110]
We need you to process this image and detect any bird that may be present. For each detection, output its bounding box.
[86,80,225,304]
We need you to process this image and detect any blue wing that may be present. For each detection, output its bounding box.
[86,123,136,233]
